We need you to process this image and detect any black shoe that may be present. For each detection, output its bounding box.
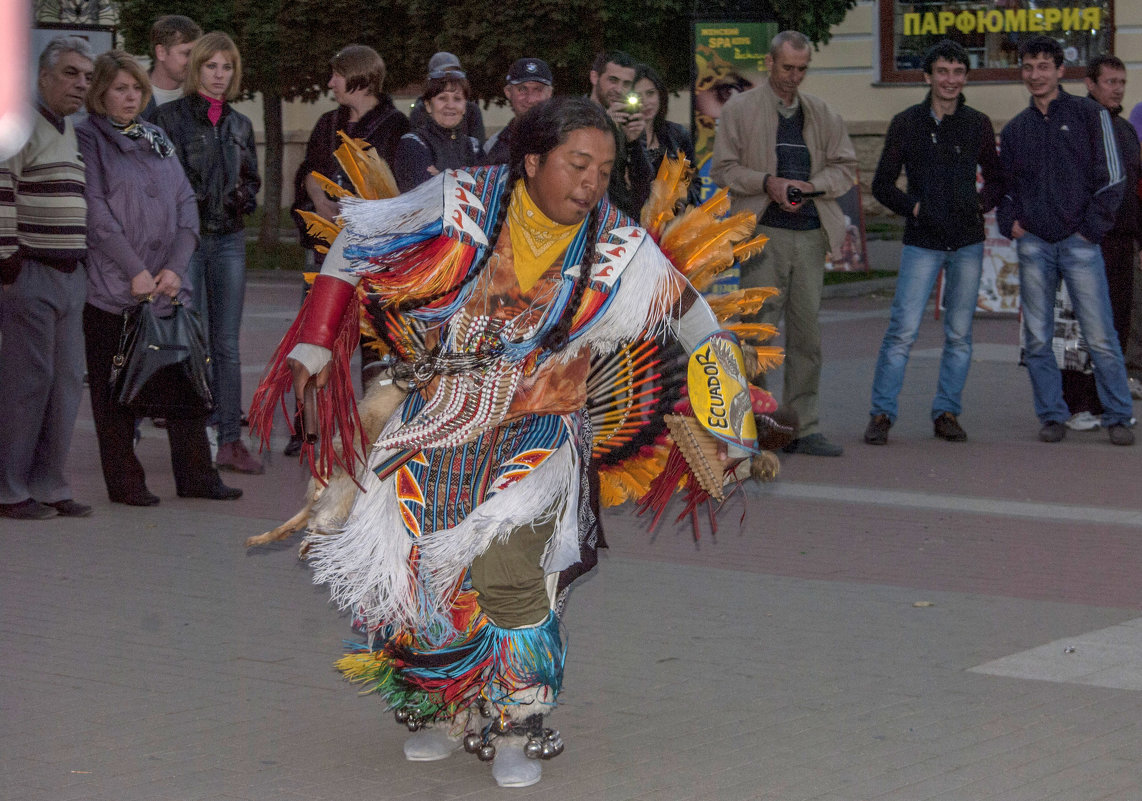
[283,431,304,457]
[933,412,967,442]
[110,489,161,507]
[0,499,57,520]
[782,433,844,456]
[178,481,243,500]
[1039,421,1066,443]
[1107,424,1135,446]
[864,414,891,445]
[47,499,93,517]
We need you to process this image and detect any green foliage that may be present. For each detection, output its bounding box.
[245,239,306,272]
[118,0,856,100]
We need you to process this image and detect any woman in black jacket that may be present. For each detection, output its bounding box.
[394,68,483,192]
[296,45,409,230]
[633,64,700,207]
[155,31,263,474]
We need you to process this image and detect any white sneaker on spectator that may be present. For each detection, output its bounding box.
[1065,411,1100,431]
[1129,377,1142,401]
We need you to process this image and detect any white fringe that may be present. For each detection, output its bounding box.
[305,398,422,627]
[305,457,421,626]
[578,236,681,356]
[306,401,582,630]
[339,173,444,243]
[417,441,581,608]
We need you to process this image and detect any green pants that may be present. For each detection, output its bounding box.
[468,518,555,629]
[741,225,829,438]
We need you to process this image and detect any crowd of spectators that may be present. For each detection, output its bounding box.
[2,24,1139,520]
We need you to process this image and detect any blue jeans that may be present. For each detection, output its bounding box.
[188,231,247,443]
[1018,232,1133,426]
[870,243,983,422]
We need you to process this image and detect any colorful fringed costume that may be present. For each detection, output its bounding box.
[252,163,766,757]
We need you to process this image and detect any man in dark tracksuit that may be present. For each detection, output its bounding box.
[865,40,1003,445]
[1061,54,1142,422]
[998,35,1133,445]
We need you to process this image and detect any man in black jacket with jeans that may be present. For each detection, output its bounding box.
[865,40,1003,445]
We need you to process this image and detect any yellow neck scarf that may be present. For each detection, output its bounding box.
[508,182,578,293]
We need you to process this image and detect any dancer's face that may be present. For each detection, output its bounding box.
[524,127,615,225]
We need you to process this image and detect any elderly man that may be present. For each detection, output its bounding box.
[711,30,858,456]
[0,37,94,519]
[484,57,554,165]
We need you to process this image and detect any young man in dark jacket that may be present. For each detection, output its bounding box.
[998,35,1133,446]
[865,40,1003,445]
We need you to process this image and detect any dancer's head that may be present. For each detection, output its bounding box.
[509,96,615,226]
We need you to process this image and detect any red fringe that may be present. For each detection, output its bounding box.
[249,294,367,483]
[636,436,741,541]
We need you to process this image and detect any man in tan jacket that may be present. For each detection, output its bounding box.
[712,30,857,456]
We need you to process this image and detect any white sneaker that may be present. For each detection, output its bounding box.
[492,737,542,788]
[1130,377,1142,401]
[403,728,460,761]
[1065,411,1101,431]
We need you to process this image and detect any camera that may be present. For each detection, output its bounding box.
[624,93,642,115]
[786,185,824,206]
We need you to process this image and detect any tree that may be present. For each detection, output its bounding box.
[118,0,402,247]
[117,0,857,244]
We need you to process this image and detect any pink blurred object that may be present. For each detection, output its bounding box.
[0,4,31,160]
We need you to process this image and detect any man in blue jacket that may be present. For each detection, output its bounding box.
[998,36,1133,446]
[865,40,1003,445]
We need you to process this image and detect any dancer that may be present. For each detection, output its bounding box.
[253,97,763,788]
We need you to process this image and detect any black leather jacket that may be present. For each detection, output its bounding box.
[154,94,261,235]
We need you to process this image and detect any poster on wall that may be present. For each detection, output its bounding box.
[692,20,777,204]
[823,175,869,273]
[976,211,1020,313]
[692,19,776,294]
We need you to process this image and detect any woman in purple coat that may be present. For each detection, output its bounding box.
[76,51,240,506]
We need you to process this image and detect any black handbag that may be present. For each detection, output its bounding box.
[110,299,213,419]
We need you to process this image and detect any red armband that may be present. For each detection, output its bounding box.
[298,274,356,349]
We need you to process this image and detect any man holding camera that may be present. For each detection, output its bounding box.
[587,50,653,218]
[711,30,857,456]
[864,40,1003,446]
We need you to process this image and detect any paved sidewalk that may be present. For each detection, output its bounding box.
[2,273,1140,801]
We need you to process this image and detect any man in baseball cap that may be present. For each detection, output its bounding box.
[485,57,555,164]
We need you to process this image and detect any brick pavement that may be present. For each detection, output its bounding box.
[2,273,1140,801]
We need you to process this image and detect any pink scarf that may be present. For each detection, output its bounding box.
[198,92,224,126]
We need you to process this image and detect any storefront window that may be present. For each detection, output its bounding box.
[879,0,1114,82]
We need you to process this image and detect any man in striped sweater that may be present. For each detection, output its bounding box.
[0,36,95,519]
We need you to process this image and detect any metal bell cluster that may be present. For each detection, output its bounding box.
[463,731,497,761]
[525,728,564,760]
[393,707,425,732]
[459,718,565,763]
